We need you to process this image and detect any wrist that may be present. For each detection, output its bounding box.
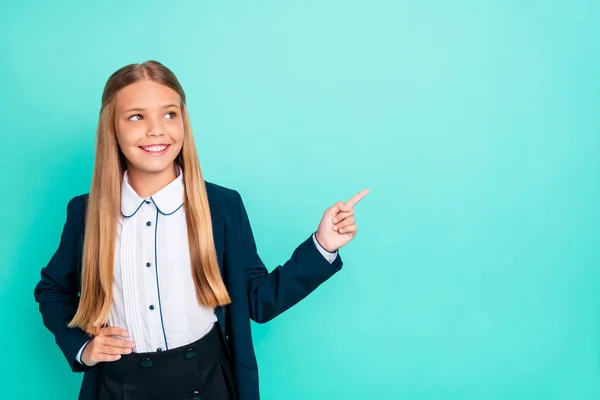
[314,232,336,253]
[80,341,92,366]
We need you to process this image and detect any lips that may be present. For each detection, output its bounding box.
[139,144,170,155]
[140,144,168,152]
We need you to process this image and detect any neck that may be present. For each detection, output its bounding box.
[126,164,178,198]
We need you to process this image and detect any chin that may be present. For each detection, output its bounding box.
[129,159,178,175]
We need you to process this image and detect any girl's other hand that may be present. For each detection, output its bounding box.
[81,326,136,366]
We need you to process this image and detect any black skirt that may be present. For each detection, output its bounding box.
[98,323,236,400]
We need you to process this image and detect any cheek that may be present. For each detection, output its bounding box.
[115,125,140,154]
[169,123,185,145]
[116,120,143,142]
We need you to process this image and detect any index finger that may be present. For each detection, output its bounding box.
[345,188,370,208]
[100,326,129,338]
[101,336,136,349]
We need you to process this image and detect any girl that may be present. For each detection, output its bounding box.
[34,60,368,400]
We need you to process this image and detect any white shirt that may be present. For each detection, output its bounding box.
[77,170,337,362]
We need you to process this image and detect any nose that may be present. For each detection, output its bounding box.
[146,115,165,137]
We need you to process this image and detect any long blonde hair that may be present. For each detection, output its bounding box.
[69,60,231,335]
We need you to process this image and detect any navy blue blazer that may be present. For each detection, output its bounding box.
[34,181,344,400]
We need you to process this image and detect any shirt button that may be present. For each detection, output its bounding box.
[149,305,155,310]
[146,262,151,268]
[156,347,162,352]
[146,221,152,226]
[145,200,151,204]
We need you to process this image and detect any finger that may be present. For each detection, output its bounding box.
[328,201,352,216]
[332,209,354,224]
[333,217,355,231]
[345,188,370,208]
[100,326,129,338]
[98,344,134,355]
[338,224,357,234]
[94,353,122,363]
[99,337,136,349]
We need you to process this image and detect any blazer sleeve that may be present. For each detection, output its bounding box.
[33,196,91,373]
[234,190,344,323]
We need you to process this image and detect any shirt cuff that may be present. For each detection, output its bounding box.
[76,339,91,365]
[312,232,338,264]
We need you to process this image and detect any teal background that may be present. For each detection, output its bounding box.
[1,1,599,399]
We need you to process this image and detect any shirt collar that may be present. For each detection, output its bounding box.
[121,166,184,217]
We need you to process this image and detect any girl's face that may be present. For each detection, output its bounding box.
[114,79,184,176]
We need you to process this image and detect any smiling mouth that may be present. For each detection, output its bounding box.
[139,144,170,154]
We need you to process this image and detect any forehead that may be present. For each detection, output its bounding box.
[115,79,180,110]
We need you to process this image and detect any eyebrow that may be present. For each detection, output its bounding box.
[122,104,181,114]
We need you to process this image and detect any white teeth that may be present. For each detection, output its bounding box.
[142,145,168,152]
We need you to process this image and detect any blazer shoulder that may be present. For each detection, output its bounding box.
[204,181,246,224]
[67,193,89,213]
[205,180,242,205]
[63,194,89,227]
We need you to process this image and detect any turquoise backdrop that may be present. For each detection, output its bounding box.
[1,1,599,399]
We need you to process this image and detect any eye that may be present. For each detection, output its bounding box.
[128,114,143,121]
[165,111,177,119]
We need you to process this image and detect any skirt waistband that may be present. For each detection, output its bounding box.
[102,322,224,374]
